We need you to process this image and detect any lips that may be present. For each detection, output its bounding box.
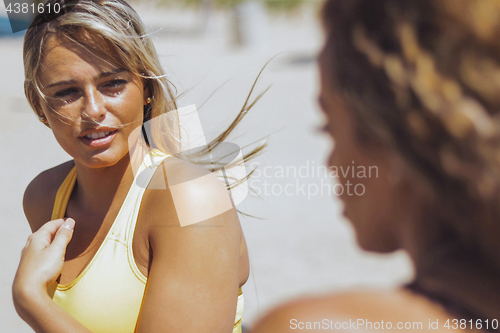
[84,131,113,140]
[79,130,118,148]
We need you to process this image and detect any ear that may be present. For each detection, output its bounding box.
[143,80,151,106]
[35,100,51,128]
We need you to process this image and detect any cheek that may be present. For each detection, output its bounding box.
[327,136,359,185]
[343,161,398,229]
[109,88,141,110]
[117,87,145,123]
[43,106,74,136]
[329,137,388,215]
[47,121,80,154]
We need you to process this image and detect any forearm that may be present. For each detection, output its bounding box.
[13,287,92,333]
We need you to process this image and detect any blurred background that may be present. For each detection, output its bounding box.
[0,0,412,331]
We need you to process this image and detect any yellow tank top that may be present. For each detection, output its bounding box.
[48,149,244,333]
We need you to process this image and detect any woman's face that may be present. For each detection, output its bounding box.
[38,34,148,169]
[317,48,407,253]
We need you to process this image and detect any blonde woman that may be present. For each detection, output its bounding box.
[252,0,500,332]
[11,0,259,332]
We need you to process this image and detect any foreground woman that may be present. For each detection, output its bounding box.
[252,0,500,331]
[12,0,254,332]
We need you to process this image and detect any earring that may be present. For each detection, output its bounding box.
[39,115,46,122]
[147,97,151,104]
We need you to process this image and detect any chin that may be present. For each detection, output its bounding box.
[86,159,120,169]
[75,147,129,169]
[354,232,400,253]
[345,209,399,253]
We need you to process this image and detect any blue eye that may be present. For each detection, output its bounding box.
[104,79,127,88]
[55,88,78,98]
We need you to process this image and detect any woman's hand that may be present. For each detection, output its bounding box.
[12,218,93,333]
[13,218,75,307]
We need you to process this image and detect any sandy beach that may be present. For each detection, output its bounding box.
[0,3,412,331]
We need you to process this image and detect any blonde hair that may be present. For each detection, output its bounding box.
[24,0,180,153]
[24,0,266,187]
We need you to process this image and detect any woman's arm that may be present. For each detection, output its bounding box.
[12,218,92,333]
[14,288,92,333]
[16,164,94,332]
[15,159,243,332]
[135,160,243,333]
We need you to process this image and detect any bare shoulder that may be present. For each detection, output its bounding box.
[23,160,75,232]
[134,157,245,333]
[138,155,243,286]
[250,288,462,333]
[142,156,237,228]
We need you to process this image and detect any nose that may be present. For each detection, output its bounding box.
[82,88,106,123]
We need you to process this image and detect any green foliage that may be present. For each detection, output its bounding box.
[130,0,305,12]
[262,0,304,12]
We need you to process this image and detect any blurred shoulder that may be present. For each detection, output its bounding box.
[250,288,458,333]
[23,160,75,232]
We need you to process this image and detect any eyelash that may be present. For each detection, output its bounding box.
[54,80,127,98]
[54,88,78,98]
[104,79,127,88]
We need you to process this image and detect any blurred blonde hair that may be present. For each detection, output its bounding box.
[322,0,500,271]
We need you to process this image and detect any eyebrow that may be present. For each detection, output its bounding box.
[45,68,127,89]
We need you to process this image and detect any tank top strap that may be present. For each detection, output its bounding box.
[234,287,244,332]
[51,166,77,220]
[51,149,172,240]
[112,149,172,240]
